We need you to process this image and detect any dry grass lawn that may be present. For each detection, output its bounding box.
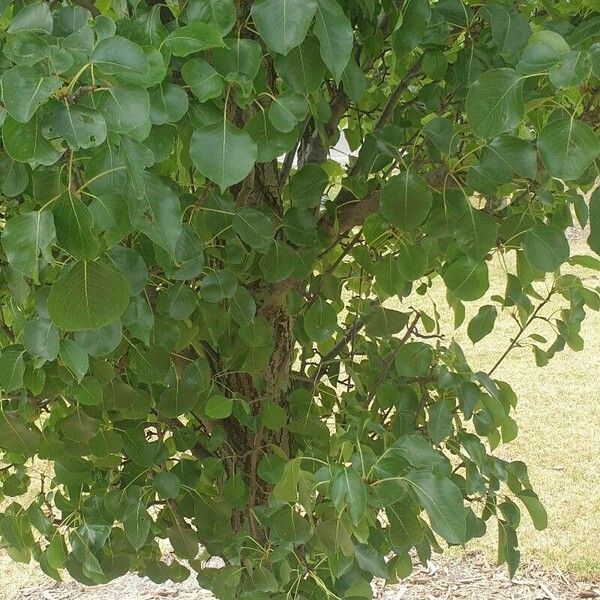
[1,242,599,595]
[403,239,600,578]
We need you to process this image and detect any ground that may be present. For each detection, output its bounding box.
[1,241,599,599]
[7,553,600,600]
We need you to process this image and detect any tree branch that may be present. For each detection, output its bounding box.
[488,291,554,376]
[374,58,423,131]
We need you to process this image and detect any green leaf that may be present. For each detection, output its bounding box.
[90,36,149,76]
[2,211,55,280]
[274,36,325,93]
[283,207,317,246]
[168,524,198,560]
[157,283,197,320]
[259,241,298,282]
[53,195,99,259]
[102,378,136,410]
[549,50,592,88]
[313,0,353,81]
[393,0,431,55]
[89,194,131,248]
[23,318,59,361]
[59,339,89,382]
[259,401,286,431]
[0,156,28,197]
[153,472,181,500]
[454,204,499,261]
[0,348,26,393]
[205,394,233,419]
[76,321,122,357]
[273,457,301,503]
[123,500,151,551]
[497,521,520,578]
[516,491,547,531]
[230,287,257,326]
[1,67,61,123]
[480,135,537,181]
[158,382,199,418]
[245,111,298,163]
[128,173,182,256]
[3,114,62,167]
[588,188,600,256]
[405,471,467,545]
[395,342,433,378]
[44,105,107,150]
[268,92,309,133]
[182,58,223,102]
[289,164,328,209]
[517,42,562,75]
[380,172,433,230]
[109,247,148,296]
[331,467,368,526]
[428,400,453,444]
[423,117,459,155]
[239,318,272,348]
[163,22,225,57]
[190,121,257,190]
[212,38,262,80]
[522,224,569,272]
[272,506,312,544]
[46,536,67,570]
[466,69,524,139]
[184,0,236,36]
[232,208,274,252]
[537,117,600,181]
[251,0,317,55]
[468,305,498,344]
[8,3,53,34]
[366,308,410,337]
[387,503,424,547]
[97,85,150,134]
[422,49,448,80]
[443,256,489,301]
[149,84,189,125]
[304,298,337,343]
[0,410,40,456]
[71,376,103,406]
[482,4,531,58]
[47,260,130,331]
[200,269,237,303]
[591,42,600,78]
[354,544,388,579]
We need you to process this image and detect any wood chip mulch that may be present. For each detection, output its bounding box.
[10,552,600,600]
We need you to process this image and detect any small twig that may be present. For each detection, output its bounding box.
[488,290,553,376]
[374,57,423,131]
[279,118,309,184]
[366,313,421,408]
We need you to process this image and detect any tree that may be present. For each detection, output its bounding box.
[0,0,599,597]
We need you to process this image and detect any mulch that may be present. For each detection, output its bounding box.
[9,552,600,600]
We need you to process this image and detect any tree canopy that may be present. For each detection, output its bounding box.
[0,0,599,598]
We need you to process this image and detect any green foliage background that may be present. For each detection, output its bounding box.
[0,0,599,598]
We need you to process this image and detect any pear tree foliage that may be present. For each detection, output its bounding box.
[0,0,599,598]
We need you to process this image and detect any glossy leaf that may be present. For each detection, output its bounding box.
[1,67,61,123]
[190,121,257,190]
[466,69,524,138]
[163,22,225,57]
[537,118,600,181]
[47,260,130,331]
[314,0,353,80]
[251,0,317,55]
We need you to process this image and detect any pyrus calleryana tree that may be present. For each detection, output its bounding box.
[0,0,599,598]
